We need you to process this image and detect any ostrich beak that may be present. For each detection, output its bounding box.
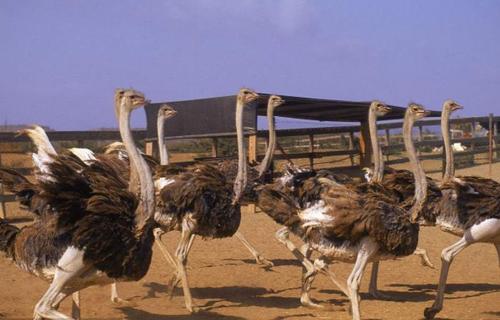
[451,104,463,111]
[381,105,392,114]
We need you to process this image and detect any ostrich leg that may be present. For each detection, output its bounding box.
[425,219,500,319]
[71,292,80,320]
[275,227,348,304]
[414,247,435,268]
[170,225,196,313]
[153,228,177,268]
[34,248,87,320]
[234,231,274,267]
[348,240,378,320]
[495,242,500,267]
[424,237,469,319]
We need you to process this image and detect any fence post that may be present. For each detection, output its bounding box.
[248,134,257,163]
[493,117,498,160]
[359,121,372,168]
[247,134,258,214]
[384,129,391,162]
[0,152,6,219]
[348,131,355,166]
[489,113,493,178]
[211,137,218,158]
[470,119,476,166]
[144,141,154,156]
[308,134,314,169]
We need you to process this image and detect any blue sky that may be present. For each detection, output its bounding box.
[1,1,499,129]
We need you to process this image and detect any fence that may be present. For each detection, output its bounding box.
[1,115,499,218]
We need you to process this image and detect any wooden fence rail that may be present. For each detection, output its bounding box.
[1,114,498,219]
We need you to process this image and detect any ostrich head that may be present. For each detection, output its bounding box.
[158,104,177,120]
[406,103,430,124]
[443,99,463,114]
[370,100,391,117]
[268,95,285,109]
[114,89,147,117]
[237,88,259,105]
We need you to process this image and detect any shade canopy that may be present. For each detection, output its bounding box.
[144,93,441,140]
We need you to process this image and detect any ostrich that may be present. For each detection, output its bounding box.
[423,100,500,319]
[0,88,156,319]
[150,88,258,312]
[153,96,284,269]
[365,102,436,298]
[258,103,430,319]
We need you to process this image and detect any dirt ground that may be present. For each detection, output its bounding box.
[0,161,499,319]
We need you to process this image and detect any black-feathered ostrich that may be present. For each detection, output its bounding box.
[0,89,156,319]
[423,100,500,319]
[152,96,285,269]
[257,103,430,320]
[149,88,258,312]
[363,101,436,298]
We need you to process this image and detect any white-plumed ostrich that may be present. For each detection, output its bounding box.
[423,100,500,319]
[0,89,156,319]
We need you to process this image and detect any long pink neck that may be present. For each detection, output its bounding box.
[118,104,155,229]
[368,109,383,183]
[233,98,247,203]
[157,113,169,165]
[257,104,276,177]
[441,108,454,182]
[403,113,427,219]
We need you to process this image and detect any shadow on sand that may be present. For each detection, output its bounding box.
[389,282,500,300]
[119,307,246,320]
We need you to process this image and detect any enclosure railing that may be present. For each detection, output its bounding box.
[1,115,499,218]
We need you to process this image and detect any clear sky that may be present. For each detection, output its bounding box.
[1,1,499,130]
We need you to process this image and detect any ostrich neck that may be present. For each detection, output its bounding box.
[403,116,427,217]
[441,109,454,182]
[257,106,276,177]
[157,115,169,165]
[233,99,247,202]
[368,110,383,183]
[119,106,155,229]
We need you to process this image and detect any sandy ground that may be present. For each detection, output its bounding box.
[0,161,499,319]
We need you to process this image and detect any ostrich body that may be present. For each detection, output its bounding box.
[152,96,283,271]
[364,102,436,298]
[0,89,156,319]
[150,88,258,312]
[257,104,430,319]
[424,100,500,319]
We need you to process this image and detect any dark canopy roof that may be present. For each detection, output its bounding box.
[144,93,441,140]
[256,93,441,122]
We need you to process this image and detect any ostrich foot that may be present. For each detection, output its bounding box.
[35,308,74,320]
[166,273,181,298]
[111,296,137,307]
[424,306,439,320]
[414,248,435,269]
[368,289,394,300]
[300,298,324,309]
[255,254,274,269]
